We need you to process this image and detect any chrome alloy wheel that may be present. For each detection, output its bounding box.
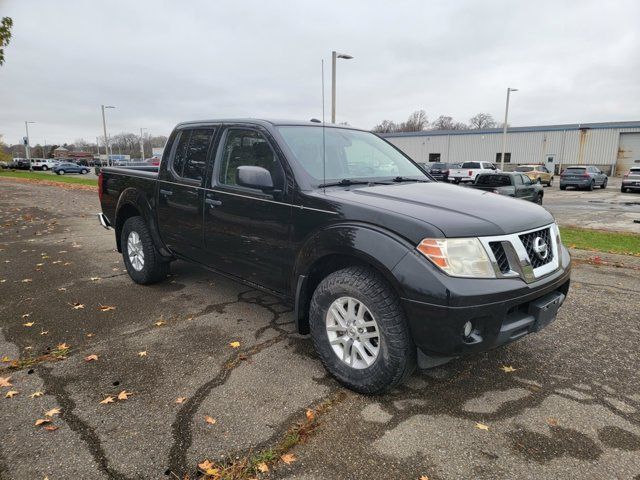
[127,231,145,271]
[326,296,380,369]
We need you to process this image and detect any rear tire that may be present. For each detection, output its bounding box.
[81,169,88,174]
[588,180,594,191]
[42,165,48,171]
[309,266,416,394]
[621,186,627,193]
[560,185,566,190]
[535,193,543,205]
[548,177,553,187]
[121,216,169,285]
[601,178,607,189]
[58,170,65,175]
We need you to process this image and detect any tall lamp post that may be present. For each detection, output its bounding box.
[331,50,354,124]
[499,87,518,171]
[101,105,115,166]
[139,127,147,161]
[24,121,35,170]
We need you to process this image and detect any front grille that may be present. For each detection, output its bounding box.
[519,228,554,268]
[489,242,510,274]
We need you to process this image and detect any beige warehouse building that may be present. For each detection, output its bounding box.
[382,121,640,176]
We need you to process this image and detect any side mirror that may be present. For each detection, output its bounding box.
[237,165,274,191]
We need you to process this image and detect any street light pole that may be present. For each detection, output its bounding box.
[330,50,354,124]
[500,87,518,171]
[139,127,147,161]
[24,121,35,170]
[101,105,115,166]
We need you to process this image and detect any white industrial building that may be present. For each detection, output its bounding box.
[382,121,640,176]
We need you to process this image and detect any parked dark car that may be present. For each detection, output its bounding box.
[471,172,544,204]
[424,162,459,182]
[53,162,90,175]
[621,167,640,193]
[98,119,571,394]
[559,166,607,190]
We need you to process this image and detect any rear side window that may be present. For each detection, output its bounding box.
[171,128,215,181]
[476,175,510,186]
[514,175,523,185]
[461,162,481,169]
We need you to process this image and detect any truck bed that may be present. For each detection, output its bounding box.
[99,166,159,227]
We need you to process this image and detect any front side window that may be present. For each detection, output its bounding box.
[219,129,282,188]
[277,126,426,183]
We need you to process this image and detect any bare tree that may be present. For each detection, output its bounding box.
[399,110,429,132]
[372,120,399,133]
[469,113,496,129]
[432,116,468,131]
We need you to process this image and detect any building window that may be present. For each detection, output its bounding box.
[496,153,511,163]
[428,153,441,162]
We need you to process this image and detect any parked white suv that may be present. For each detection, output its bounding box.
[449,161,500,183]
[31,159,58,171]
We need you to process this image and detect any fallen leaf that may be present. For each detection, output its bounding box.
[99,396,115,405]
[175,397,186,404]
[44,407,61,417]
[305,409,315,421]
[22,278,32,283]
[90,277,100,281]
[70,302,84,310]
[98,305,116,312]
[0,376,13,387]
[35,418,51,426]
[56,343,70,351]
[23,322,35,327]
[1,356,10,363]
[44,425,59,431]
[30,391,44,398]
[475,422,490,431]
[85,354,99,362]
[21,313,31,318]
[137,351,147,357]
[57,287,66,291]
[500,365,516,373]
[229,341,241,349]
[257,462,269,473]
[420,476,430,480]
[5,390,19,398]
[86,333,94,338]
[198,460,214,471]
[204,415,216,425]
[547,417,559,427]
[63,262,72,266]
[154,321,166,327]
[117,390,132,400]
[36,263,44,267]
[280,453,296,465]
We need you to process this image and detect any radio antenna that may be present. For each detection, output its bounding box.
[321,58,326,193]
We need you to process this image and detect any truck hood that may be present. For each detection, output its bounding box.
[325,182,554,237]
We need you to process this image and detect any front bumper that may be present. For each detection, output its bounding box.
[393,236,571,358]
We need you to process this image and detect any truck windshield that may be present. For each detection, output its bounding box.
[277,126,427,184]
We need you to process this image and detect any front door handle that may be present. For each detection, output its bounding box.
[205,198,222,207]
[159,189,173,196]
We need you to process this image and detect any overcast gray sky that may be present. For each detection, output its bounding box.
[1,0,639,145]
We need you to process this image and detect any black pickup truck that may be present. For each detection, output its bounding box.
[98,119,571,393]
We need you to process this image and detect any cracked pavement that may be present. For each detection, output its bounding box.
[0,179,639,479]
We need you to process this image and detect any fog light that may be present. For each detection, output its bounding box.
[463,321,473,337]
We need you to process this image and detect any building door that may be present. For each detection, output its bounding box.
[545,154,556,174]
[617,133,640,175]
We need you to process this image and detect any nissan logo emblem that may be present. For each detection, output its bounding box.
[533,236,549,260]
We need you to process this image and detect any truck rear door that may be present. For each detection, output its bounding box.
[156,127,218,261]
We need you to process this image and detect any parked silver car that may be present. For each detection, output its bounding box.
[621,166,640,193]
[559,165,608,191]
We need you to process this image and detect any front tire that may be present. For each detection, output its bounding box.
[309,266,416,394]
[601,178,607,189]
[621,186,627,193]
[548,177,553,187]
[42,165,48,171]
[81,169,88,174]
[560,185,566,190]
[121,216,169,285]
[58,170,65,175]
[588,180,594,191]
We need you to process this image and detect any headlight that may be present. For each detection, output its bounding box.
[417,238,495,278]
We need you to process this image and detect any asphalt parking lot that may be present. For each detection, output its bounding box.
[1,179,639,480]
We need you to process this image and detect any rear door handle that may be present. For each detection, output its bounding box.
[159,189,173,196]
[205,198,222,207]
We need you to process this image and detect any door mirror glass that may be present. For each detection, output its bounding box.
[237,166,274,191]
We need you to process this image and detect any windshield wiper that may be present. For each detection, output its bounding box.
[319,179,385,188]
[391,176,429,183]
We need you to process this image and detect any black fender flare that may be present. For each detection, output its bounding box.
[115,188,172,258]
[292,223,414,332]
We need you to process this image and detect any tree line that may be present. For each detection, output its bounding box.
[372,110,500,133]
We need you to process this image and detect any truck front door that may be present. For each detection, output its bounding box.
[203,126,293,294]
[156,127,217,261]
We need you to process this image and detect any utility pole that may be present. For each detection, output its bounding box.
[101,105,115,166]
[500,87,518,171]
[139,127,147,161]
[25,121,35,170]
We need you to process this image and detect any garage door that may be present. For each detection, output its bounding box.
[617,133,640,174]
